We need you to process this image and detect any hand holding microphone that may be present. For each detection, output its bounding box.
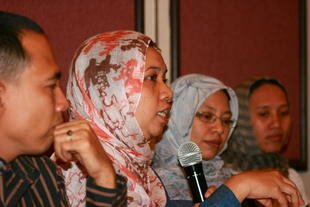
[178,141,208,203]
[178,142,304,207]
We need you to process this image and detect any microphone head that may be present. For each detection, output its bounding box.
[178,141,202,167]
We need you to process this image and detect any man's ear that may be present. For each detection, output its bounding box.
[0,81,6,110]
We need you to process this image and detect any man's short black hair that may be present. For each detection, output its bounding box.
[0,11,45,80]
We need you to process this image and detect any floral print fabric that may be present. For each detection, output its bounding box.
[64,30,166,206]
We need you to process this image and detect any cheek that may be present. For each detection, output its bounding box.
[138,97,158,119]
[281,117,292,134]
[250,118,270,149]
[190,120,204,141]
[190,121,214,146]
[135,95,158,133]
[220,131,229,144]
[139,87,159,111]
[251,117,266,137]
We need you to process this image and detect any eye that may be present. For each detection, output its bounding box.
[222,118,234,127]
[257,110,269,118]
[197,112,214,122]
[48,84,57,89]
[145,74,158,82]
[46,80,59,90]
[279,109,290,117]
[161,73,168,83]
[203,113,214,120]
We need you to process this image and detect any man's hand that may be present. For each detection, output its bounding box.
[53,120,116,188]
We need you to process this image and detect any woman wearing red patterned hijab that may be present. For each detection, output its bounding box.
[63,30,172,206]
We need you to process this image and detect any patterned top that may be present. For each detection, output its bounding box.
[0,155,127,206]
[153,74,238,201]
[64,30,166,206]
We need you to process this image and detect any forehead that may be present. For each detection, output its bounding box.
[145,47,166,69]
[249,84,288,105]
[21,30,59,79]
[200,90,230,110]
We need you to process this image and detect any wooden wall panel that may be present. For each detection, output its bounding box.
[175,0,307,169]
[0,0,137,87]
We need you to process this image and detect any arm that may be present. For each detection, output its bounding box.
[0,159,10,206]
[86,174,127,207]
[54,120,125,206]
[0,158,32,207]
[199,185,241,207]
[199,169,304,207]
[288,168,309,206]
[54,120,116,188]
[224,169,304,207]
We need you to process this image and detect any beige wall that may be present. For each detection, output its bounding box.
[300,0,310,197]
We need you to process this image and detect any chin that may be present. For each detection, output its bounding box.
[36,139,54,155]
[202,153,216,161]
[37,144,51,155]
[262,146,282,153]
[150,126,166,138]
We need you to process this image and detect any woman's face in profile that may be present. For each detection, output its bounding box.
[249,84,292,153]
[190,90,232,160]
[135,47,173,150]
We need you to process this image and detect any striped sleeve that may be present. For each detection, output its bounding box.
[0,159,31,207]
[0,156,70,206]
[86,174,127,207]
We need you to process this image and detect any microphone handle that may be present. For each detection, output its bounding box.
[184,162,208,203]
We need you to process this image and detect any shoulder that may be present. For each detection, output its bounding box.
[14,155,54,167]
[288,168,304,185]
[288,168,309,205]
[19,155,60,176]
[31,155,56,168]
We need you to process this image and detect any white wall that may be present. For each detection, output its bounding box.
[144,0,171,81]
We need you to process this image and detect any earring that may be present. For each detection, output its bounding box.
[0,98,4,117]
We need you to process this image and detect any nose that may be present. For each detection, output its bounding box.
[211,118,225,135]
[269,113,281,128]
[55,87,69,112]
[160,81,173,103]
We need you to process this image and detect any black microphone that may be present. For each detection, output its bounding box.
[178,141,208,203]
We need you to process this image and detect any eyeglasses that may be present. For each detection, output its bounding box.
[195,111,236,129]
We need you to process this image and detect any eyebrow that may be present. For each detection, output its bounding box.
[146,66,168,73]
[203,105,232,115]
[256,104,289,110]
[146,66,161,71]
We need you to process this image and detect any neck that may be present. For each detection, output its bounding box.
[0,151,17,163]
[0,140,20,162]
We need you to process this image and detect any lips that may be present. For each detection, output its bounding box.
[204,139,222,148]
[156,108,171,122]
[266,134,283,142]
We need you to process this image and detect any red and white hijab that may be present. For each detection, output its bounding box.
[64,30,166,206]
